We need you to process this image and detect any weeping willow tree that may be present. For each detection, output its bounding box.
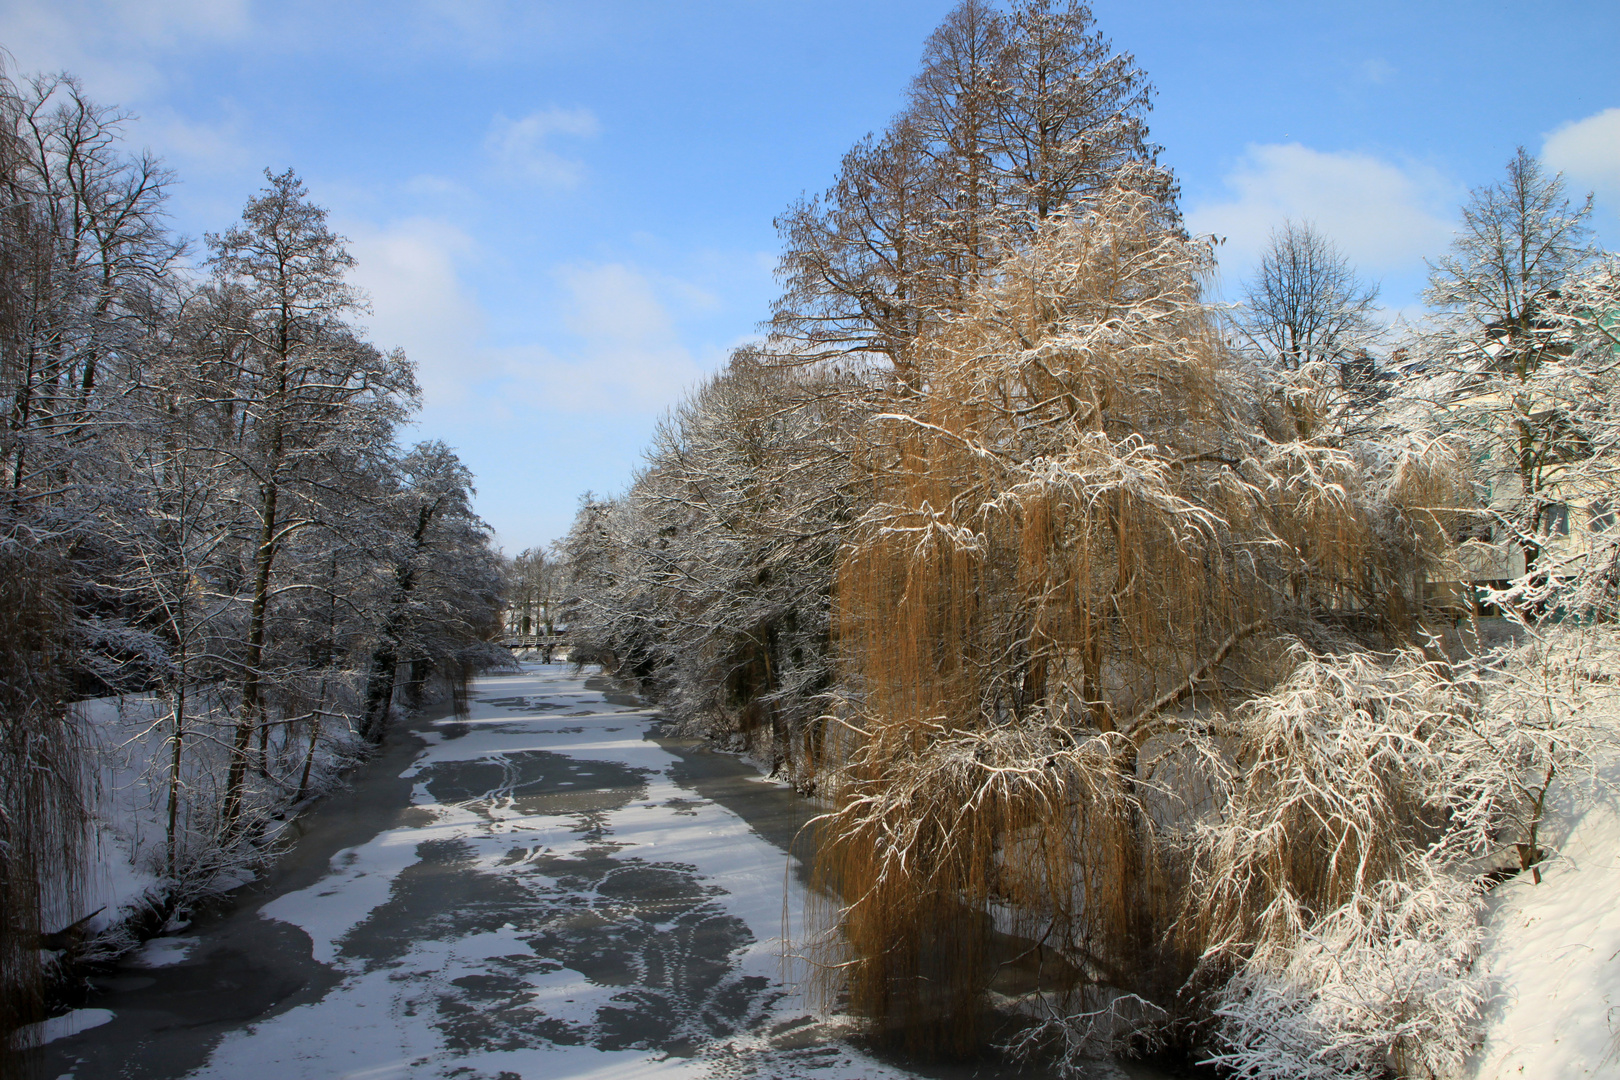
[806,176,1463,1055]
[0,540,84,1074]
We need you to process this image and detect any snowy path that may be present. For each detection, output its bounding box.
[40,665,1020,1080]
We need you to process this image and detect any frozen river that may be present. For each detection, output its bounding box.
[41,663,1160,1080]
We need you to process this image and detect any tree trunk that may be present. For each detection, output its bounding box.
[359,501,437,742]
[221,471,279,832]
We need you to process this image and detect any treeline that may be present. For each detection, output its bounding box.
[0,72,504,1057]
[560,1,1620,1076]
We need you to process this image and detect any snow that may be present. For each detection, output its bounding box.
[1467,775,1620,1078]
[128,936,196,968]
[57,695,169,938]
[17,1009,114,1047]
[56,678,372,958]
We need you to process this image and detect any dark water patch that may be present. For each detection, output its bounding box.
[420,748,650,810]
[583,674,646,708]
[336,837,536,972]
[435,972,586,1053]
[653,733,819,882]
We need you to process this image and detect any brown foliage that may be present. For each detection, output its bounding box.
[805,185,1460,1055]
[0,540,84,1075]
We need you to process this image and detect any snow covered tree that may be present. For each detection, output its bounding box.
[202,169,418,829]
[0,74,179,500]
[1486,254,1620,616]
[0,69,170,1066]
[561,352,876,773]
[806,179,1464,1054]
[1421,148,1599,577]
[0,65,512,1055]
[358,441,504,742]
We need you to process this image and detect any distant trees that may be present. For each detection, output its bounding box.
[561,353,875,771]
[360,441,505,742]
[507,546,562,637]
[1238,219,1382,375]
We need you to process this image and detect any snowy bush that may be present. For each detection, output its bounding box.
[1206,871,1484,1080]
[1191,626,1620,1079]
[1453,624,1620,882]
[1183,647,1485,1077]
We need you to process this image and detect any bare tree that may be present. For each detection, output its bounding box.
[771,123,938,382]
[0,70,170,1068]
[561,351,876,773]
[769,0,1159,379]
[1426,147,1595,350]
[994,0,1159,222]
[1238,219,1381,373]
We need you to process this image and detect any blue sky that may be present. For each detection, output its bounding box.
[5,0,1618,553]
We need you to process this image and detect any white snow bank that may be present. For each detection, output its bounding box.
[128,937,195,968]
[17,1008,114,1047]
[1468,779,1620,1078]
[52,696,169,939]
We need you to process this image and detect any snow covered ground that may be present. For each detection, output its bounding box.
[1467,773,1620,1078]
[64,694,171,945]
[58,685,350,956]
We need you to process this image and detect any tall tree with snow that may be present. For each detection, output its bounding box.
[1422,147,1599,577]
[203,169,418,829]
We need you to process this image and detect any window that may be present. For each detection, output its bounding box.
[1592,500,1617,533]
[1545,503,1570,536]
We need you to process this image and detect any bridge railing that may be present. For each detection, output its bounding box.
[502,634,568,649]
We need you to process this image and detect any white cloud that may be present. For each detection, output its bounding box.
[344,218,488,408]
[0,0,250,101]
[1359,58,1395,85]
[140,103,256,174]
[484,107,600,187]
[1543,107,1620,204]
[494,262,715,413]
[104,0,250,45]
[344,242,719,419]
[1187,143,1457,278]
